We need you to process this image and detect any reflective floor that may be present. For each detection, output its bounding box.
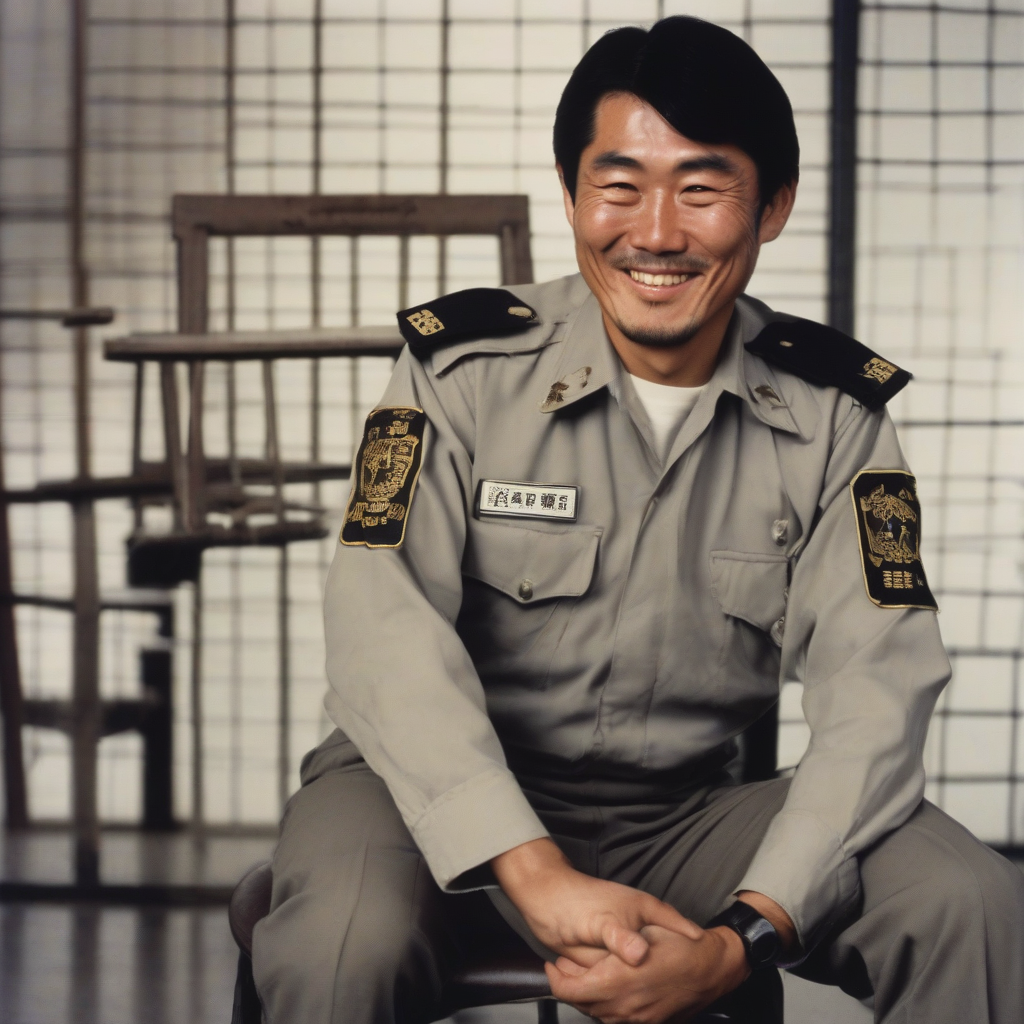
[1,903,237,1024]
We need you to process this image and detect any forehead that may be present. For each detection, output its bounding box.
[585,91,754,172]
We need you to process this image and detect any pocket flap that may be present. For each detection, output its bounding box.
[709,550,788,632]
[464,518,601,602]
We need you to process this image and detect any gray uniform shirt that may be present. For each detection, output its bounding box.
[323,273,950,950]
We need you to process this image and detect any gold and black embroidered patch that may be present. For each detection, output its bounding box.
[341,407,426,549]
[850,470,937,610]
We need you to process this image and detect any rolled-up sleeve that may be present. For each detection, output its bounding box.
[737,403,951,953]
[322,349,548,891]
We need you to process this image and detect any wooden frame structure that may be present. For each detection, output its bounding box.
[1,194,533,886]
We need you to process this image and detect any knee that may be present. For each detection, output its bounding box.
[889,814,1024,943]
[253,859,443,1023]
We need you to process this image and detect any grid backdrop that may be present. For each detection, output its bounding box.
[0,1,1022,846]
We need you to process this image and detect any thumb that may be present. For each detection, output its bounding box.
[641,898,703,941]
[601,921,649,966]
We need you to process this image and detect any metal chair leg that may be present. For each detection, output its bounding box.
[537,999,559,1024]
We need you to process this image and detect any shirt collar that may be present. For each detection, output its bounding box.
[538,287,818,441]
[537,290,621,413]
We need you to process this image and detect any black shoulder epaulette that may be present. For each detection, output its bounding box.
[745,318,911,411]
[397,288,538,357]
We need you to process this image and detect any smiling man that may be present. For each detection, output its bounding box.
[252,17,1024,1024]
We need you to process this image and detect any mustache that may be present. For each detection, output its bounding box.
[608,252,713,274]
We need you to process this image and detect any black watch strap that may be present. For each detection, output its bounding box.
[706,901,782,970]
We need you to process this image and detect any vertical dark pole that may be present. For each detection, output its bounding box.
[828,0,860,335]
[0,0,30,830]
[140,647,173,829]
[0,405,29,827]
[70,0,102,888]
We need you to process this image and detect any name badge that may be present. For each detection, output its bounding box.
[476,480,578,522]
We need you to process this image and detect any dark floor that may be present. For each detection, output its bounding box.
[0,829,875,1024]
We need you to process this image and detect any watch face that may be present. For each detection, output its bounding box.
[713,902,781,969]
[745,913,781,968]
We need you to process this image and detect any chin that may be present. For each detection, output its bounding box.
[617,315,704,349]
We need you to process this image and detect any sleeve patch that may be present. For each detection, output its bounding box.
[341,407,426,549]
[850,470,937,610]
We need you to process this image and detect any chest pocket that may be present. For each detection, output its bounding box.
[463,518,601,603]
[709,550,789,637]
[459,518,601,679]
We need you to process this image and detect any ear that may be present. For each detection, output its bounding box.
[556,164,575,228]
[757,180,797,245]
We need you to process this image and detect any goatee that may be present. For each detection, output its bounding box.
[615,317,704,349]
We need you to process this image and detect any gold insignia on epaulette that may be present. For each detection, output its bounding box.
[341,407,426,549]
[508,305,534,318]
[406,309,444,336]
[861,357,898,385]
[850,470,937,610]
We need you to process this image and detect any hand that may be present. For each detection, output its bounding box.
[547,922,750,1024]
[491,838,701,967]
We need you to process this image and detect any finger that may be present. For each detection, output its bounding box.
[638,896,703,940]
[562,946,610,969]
[600,921,649,966]
[545,962,609,1005]
[553,956,589,977]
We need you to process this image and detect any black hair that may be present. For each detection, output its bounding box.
[554,17,799,206]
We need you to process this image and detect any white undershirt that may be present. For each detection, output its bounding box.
[629,374,707,461]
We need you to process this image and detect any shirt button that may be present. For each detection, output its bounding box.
[772,519,789,546]
[518,579,534,601]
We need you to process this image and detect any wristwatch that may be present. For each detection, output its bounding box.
[706,901,782,970]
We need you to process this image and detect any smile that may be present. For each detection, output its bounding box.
[628,269,695,287]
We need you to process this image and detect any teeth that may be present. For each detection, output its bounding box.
[629,270,691,286]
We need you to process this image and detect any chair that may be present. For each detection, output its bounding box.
[228,862,783,1024]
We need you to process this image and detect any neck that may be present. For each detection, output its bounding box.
[604,300,735,386]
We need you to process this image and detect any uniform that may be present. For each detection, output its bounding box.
[252,275,1024,1023]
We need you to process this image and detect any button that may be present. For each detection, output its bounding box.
[518,579,534,600]
[771,519,789,545]
[779,340,793,348]
[770,616,785,648]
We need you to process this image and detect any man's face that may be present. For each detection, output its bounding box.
[562,92,793,351]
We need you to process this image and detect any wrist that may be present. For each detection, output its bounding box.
[707,901,783,971]
[735,891,797,956]
[491,837,570,896]
[710,925,752,987]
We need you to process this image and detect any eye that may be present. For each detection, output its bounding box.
[684,184,713,193]
[603,181,637,191]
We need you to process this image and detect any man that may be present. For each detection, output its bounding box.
[253,17,1024,1024]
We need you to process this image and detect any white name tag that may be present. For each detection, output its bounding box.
[476,480,578,521]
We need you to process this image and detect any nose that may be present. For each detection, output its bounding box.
[628,187,687,255]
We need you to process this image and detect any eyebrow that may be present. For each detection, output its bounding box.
[590,151,738,174]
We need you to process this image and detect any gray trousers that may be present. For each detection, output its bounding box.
[252,732,1024,1024]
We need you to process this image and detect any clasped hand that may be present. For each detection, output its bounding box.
[491,838,750,1024]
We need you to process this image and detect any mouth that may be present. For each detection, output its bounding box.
[627,269,697,287]
[623,268,700,300]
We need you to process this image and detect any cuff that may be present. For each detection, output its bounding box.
[409,765,550,892]
[736,809,861,956]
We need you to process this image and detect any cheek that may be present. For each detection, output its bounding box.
[686,204,758,260]
[574,198,632,245]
